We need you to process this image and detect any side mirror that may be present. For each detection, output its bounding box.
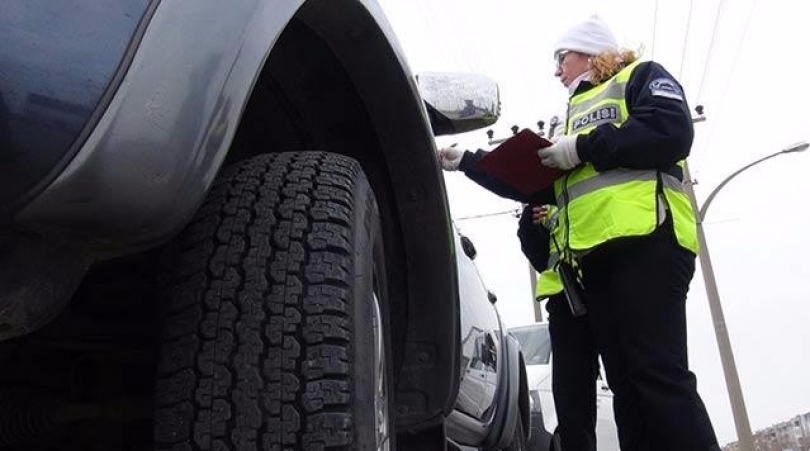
[417,72,500,136]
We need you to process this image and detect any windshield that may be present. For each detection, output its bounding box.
[509,324,551,365]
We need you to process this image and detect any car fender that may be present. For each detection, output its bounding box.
[15,0,305,247]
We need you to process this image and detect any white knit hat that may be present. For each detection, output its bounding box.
[554,15,618,56]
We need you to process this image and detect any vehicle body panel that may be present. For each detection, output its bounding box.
[455,235,501,421]
[14,0,304,248]
[13,0,437,255]
[446,230,527,448]
[0,0,154,214]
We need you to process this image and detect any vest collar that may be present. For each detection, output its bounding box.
[568,71,593,96]
[570,61,640,97]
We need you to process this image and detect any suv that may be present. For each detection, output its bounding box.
[0,1,529,451]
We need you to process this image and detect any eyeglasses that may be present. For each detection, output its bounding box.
[555,50,571,68]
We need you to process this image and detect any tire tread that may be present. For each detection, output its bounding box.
[155,152,364,451]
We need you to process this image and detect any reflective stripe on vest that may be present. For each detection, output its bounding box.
[555,169,683,207]
[554,61,699,254]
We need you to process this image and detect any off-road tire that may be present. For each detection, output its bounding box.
[153,152,393,451]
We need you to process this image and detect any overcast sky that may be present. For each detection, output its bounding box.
[378,0,810,445]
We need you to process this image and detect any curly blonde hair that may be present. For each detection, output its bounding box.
[589,49,640,84]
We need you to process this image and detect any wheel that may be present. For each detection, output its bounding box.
[154,152,394,451]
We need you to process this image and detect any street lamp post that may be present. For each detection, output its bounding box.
[684,141,809,451]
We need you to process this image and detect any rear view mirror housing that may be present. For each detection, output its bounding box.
[417,72,500,136]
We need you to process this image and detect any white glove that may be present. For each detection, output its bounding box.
[438,146,464,171]
[537,135,581,170]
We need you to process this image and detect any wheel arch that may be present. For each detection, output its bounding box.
[228,0,461,434]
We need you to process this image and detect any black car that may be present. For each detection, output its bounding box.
[0,1,529,450]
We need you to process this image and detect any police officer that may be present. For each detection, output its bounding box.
[537,15,720,451]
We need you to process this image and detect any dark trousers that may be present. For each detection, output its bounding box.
[576,219,720,451]
[546,293,599,451]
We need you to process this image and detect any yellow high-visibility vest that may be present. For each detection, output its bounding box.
[535,62,698,301]
[553,61,698,255]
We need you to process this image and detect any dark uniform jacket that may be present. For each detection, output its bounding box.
[575,61,694,178]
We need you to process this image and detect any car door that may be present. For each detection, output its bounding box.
[454,230,502,421]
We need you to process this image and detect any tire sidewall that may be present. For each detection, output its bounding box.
[348,167,395,451]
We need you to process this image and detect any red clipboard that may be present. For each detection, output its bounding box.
[475,129,563,197]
